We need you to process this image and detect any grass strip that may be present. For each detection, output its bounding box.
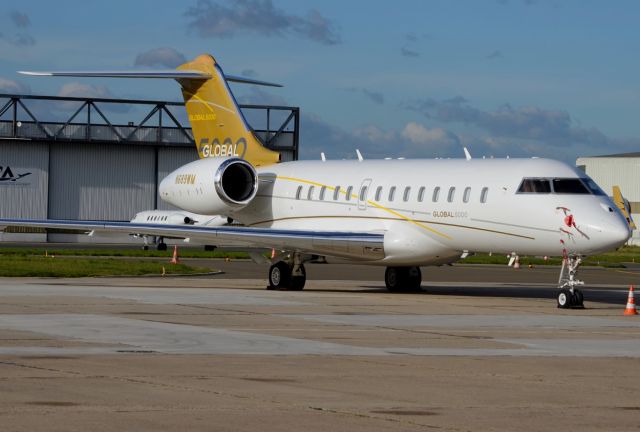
[0,256,212,277]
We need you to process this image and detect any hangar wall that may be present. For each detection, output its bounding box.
[0,94,299,243]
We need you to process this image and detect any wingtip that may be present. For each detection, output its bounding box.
[18,71,51,76]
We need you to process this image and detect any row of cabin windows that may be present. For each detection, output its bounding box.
[147,215,168,222]
[296,185,489,204]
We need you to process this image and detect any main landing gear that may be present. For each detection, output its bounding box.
[384,266,422,292]
[267,253,306,291]
[557,255,585,309]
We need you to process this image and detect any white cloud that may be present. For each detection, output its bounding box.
[401,122,459,149]
[58,83,113,99]
[0,78,30,94]
[184,0,341,45]
[134,47,187,68]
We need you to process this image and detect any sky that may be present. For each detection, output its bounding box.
[0,0,638,162]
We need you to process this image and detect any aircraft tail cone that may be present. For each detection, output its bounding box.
[624,285,638,316]
[170,245,180,265]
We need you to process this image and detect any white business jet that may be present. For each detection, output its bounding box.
[129,210,228,250]
[1,54,631,308]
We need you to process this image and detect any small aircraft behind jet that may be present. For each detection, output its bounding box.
[0,54,632,308]
[129,210,228,250]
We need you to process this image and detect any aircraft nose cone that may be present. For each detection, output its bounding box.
[604,216,632,250]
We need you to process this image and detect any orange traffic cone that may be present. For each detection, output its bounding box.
[624,285,638,316]
[170,245,180,264]
[271,248,276,259]
[513,256,520,269]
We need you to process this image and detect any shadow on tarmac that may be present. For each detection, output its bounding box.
[303,283,628,306]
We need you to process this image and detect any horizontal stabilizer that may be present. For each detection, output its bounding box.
[19,70,281,87]
[19,70,211,79]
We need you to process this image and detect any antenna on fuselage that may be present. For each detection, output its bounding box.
[356,149,364,161]
[463,147,472,161]
[320,152,326,162]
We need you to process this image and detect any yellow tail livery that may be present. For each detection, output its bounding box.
[177,55,281,166]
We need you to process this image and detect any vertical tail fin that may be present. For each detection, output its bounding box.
[176,55,281,166]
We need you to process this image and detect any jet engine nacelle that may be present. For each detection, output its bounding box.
[159,157,258,215]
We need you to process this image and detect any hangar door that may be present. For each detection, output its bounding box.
[49,143,156,220]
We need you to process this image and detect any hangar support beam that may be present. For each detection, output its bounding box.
[0,94,299,161]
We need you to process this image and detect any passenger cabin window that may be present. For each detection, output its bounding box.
[296,185,303,200]
[319,186,326,200]
[518,179,551,193]
[417,186,425,202]
[307,186,315,200]
[345,186,353,201]
[403,187,411,202]
[553,178,590,194]
[333,186,341,200]
[447,187,456,203]
[375,186,383,201]
[463,187,471,203]
[388,186,396,201]
[360,186,368,201]
[480,187,489,203]
[432,187,440,202]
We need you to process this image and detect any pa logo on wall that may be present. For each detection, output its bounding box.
[0,165,33,186]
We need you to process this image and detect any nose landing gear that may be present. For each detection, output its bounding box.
[557,255,585,309]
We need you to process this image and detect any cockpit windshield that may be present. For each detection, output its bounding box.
[552,179,590,194]
[518,177,601,195]
[580,177,607,196]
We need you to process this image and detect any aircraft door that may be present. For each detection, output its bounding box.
[358,178,372,210]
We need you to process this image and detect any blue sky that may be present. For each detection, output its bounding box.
[0,0,638,162]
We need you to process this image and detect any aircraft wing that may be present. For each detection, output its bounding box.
[0,219,384,261]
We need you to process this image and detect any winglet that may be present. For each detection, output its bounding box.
[613,185,636,229]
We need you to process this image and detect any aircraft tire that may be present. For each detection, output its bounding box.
[157,242,168,251]
[385,267,405,292]
[268,261,291,290]
[572,289,585,308]
[290,265,306,291]
[406,266,422,291]
[557,289,573,309]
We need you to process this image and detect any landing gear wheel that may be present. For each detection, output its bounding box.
[557,289,573,309]
[385,266,422,293]
[290,264,306,291]
[406,266,422,291]
[157,242,167,251]
[572,289,585,309]
[268,261,291,290]
[385,267,403,292]
[142,245,149,251]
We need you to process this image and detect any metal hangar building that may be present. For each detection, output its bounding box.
[0,93,299,243]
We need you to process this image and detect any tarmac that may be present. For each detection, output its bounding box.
[1,261,640,431]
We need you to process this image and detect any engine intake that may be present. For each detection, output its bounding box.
[215,158,258,205]
[159,157,259,215]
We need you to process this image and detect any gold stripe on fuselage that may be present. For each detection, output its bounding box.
[247,214,535,240]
